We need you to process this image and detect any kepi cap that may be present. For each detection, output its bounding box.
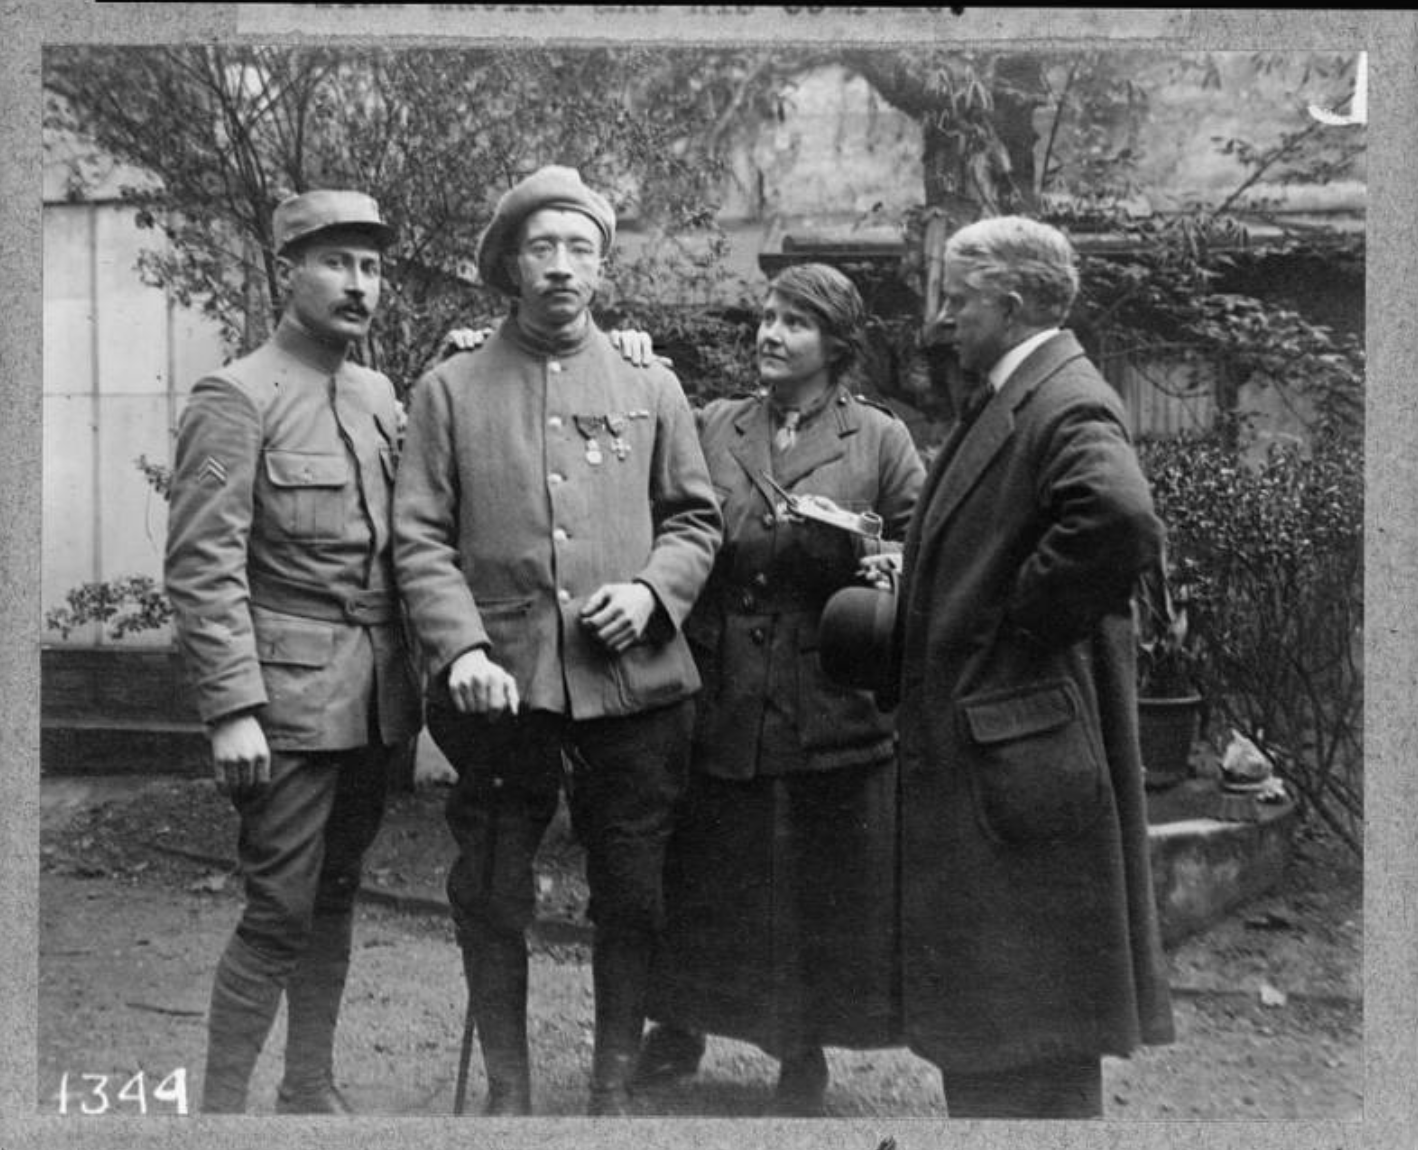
[273,189,394,254]
[476,166,616,296]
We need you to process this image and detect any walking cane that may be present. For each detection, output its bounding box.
[453,759,505,1116]
[454,991,477,1116]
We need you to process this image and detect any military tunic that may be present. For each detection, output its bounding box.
[166,318,420,749]
[393,315,722,941]
[165,316,420,958]
[394,317,720,715]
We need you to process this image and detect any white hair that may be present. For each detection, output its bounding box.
[944,216,1080,325]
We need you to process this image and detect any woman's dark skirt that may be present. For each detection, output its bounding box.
[645,758,899,1055]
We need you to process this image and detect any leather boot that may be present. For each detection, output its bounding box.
[201,934,285,1114]
[587,929,652,1117]
[277,912,355,1115]
[464,934,533,1116]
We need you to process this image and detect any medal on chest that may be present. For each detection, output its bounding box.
[573,414,607,466]
[606,413,630,461]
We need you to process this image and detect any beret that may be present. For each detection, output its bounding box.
[273,189,394,253]
[476,166,616,296]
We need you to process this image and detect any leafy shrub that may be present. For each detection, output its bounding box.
[1138,423,1363,853]
[1133,546,1203,699]
[45,574,173,641]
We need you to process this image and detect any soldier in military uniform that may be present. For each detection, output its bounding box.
[164,190,421,1113]
[393,165,722,1117]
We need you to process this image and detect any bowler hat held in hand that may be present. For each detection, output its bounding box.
[819,569,898,693]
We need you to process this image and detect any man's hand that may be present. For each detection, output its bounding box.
[857,550,903,590]
[607,328,669,368]
[447,647,521,716]
[439,327,496,360]
[579,582,656,652]
[210,712,271,796]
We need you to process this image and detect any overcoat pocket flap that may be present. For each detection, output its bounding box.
[475,596,533,618]
[254,613,335,667]
[961,681,1079,745]
[264,450,348,488]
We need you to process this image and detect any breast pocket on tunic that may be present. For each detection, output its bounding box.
[262,450,349,541]
[958,678,1108,846]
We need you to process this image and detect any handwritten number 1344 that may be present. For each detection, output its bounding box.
[56,1069,189,1115]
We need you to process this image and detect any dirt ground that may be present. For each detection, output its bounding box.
[36,773,1362,1122]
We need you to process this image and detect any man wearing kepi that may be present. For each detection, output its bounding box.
[885,216,1175,1118]
[165,190,420,1113]
[393,166,721,1116]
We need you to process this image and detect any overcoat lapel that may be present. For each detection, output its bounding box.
[915,331,1089,551]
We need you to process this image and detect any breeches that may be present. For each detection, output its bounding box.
[428,702,692,944]
[228,745,389,966]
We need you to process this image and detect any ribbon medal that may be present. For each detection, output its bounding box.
[573,414,607,466]
[606,413,630,461]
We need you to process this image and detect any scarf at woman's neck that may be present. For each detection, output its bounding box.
[769,383,836,453]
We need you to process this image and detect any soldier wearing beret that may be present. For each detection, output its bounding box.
[393,165,722,1116]
[165,190,421,1113]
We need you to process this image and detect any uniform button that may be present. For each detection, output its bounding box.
[557,588,572,604]
[740,593,755,611]
[548,361,563,373]
[548,414,563,430]
[761,513,776,529]
[750,626,767,645]
[553,527,568,542]
[751,572,769,589]
[548,472,564,486]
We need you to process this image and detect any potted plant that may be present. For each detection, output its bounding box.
[1133,548,1205,790]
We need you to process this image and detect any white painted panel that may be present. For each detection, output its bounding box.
[93,206,170,396]
[44,298,96,399]
[43,206,95,401]
[94,393,176,648]
[42,392,98,647]
[42,203,93,302]
[170,297,232,413]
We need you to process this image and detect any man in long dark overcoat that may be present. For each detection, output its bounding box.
[886,215,1175,1118]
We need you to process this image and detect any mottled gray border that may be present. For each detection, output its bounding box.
[2,6,1413,1149]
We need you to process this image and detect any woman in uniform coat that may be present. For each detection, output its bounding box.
[637,263,925,1116]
